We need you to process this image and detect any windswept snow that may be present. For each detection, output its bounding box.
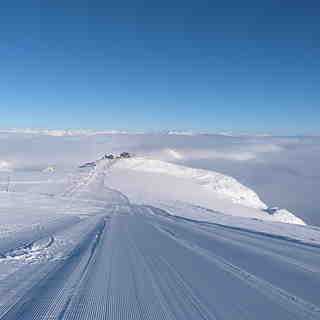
[165,148,184,160]
[105,157,304,225]
[143,201,320,245]
[0,160,12,172]
[0,133,319,319]
[112,157,267,209]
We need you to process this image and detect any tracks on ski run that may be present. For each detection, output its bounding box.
[62,158,118,197]
[6,206,320,320]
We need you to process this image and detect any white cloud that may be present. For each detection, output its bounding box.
[0,131,319,225]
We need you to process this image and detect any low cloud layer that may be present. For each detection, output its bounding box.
[0,132,319,226]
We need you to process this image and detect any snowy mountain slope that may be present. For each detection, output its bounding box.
[0,155,309,253]
[103,157,305,225]
[5,206,320,320]
[0,129,135,136]
[8,154,302,226]
[1,153,320,319]
[112,157,266,209]
[52,155,314,241]
[141,201,320,245]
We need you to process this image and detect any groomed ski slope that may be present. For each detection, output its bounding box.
[0,156,319,319]
[5,205,320,320]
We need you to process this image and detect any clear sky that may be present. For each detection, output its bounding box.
[1,1,319,133]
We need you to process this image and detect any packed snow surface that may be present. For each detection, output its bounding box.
[107,157,305,225]
[0,143,319,319]
[113,157,267,209]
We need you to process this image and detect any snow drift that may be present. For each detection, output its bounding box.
[112,157,267,209]
[103,157,305,225]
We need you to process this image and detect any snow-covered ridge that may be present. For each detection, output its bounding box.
[0,129,274,137]
[112,157,267,210]
[0,129,203,136]
[108,157,305,225]
[0,129,135,136]
[167,131,197,136]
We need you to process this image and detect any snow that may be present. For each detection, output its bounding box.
[142,200,320,245]
[112,158,268,209]
[42,166,56,173]
[0,129,317,227]
[165,148,184,160]
[0,128,275,137]
[50,211,320,320]
[0,160,12,172]
[0,214,105,316]
[0,131,319,319]
[167,130,197,136]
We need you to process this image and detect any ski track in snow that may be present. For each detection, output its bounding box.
[1,205,319,320]
[1,158,320,319]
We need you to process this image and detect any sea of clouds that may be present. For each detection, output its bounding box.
[0,131,319,226]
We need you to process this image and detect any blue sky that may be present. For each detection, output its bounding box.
[1,1,319,133]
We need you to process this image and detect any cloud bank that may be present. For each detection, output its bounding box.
[0,131,319,226]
